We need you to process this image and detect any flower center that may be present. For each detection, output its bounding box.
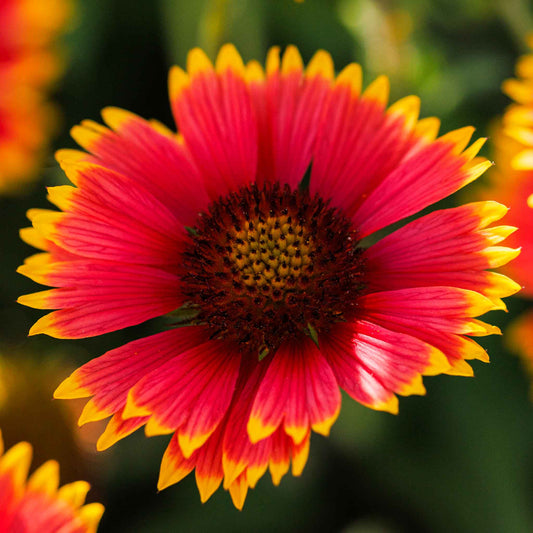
[181,183,365,357]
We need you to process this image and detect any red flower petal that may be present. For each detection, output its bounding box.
[18,262,182,338]
[248,338,341,444]
[66,108,208,226]
[127,338,241,457]
[322,321,449,413]
[169,45,258,200]
[250,47,333,188]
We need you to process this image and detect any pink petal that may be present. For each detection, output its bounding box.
[67,110,209,226]
[129,338,241,457]
[248,337,340,444]
[170,48,258,200]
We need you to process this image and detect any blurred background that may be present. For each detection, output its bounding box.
[2,0,533,531]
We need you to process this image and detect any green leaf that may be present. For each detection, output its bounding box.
[258,346,269,361]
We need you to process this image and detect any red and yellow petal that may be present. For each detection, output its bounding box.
[55,327,211,424]
[363,201,521,303]
[67,110,208,227]
[250,46,334,189]
[321,321,449,413]
[169,44,258,201]
[126,338,241,458]
[358,287,504,372]
[18,262,183,339]
[248,338,341,444]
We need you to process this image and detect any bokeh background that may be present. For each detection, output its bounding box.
[2,0,533,531]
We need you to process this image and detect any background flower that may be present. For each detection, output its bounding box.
[485,35,533,393]
[0,429,103,532]
[0,0,71,193]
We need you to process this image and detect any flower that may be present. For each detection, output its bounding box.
[0,430,103,531]
[18,45,520,508]
[0,0,71,193]
[484,36,533,385]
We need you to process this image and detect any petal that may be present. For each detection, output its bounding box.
[311,74,416,212]
[66,109,208,226]
[221,359,279,489]
[127,338,241,458]
[169,45,258,200]
[363,201,521,301]
[358,287,502,370]
[321,321,449,413]
[97,411,148,451]
[351,130,492,237]
[158,428,225,504]
[248,337,341,444]
[269,427,310,486]
[18,261,182,338]
[54,327,210,423]
[250,47,333,188]
[34,163,187,268]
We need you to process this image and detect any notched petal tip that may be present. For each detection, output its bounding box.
[1,442,33,488]
[122,390,151,419]
[57,480,91,508]
[178,431,211,459]
[28,460,60,495]
[187,47,214,77]
[47,185,76,211]
[438,126,475,154]
[281,45,303,75]
[310,407,340,437]
[483,246,521,268]
[79,502,105,533]
[414,117,441,142]
[247,415,277,444]
[245,60,264,83]
[266,46,281,75]
[284,423,309,445]
[196,472,223,503]
[157,449,193,492]
[78,398,112,426]
[168,65,190,101]
[398,374,426,396]
[446,359,475,377]
[228,475,248,511]
[387,95,420,131]
[27,313,62,338]
[306,50,334,80]
[365,395,399,415]
[101,106,137,131]
[215,44,245,76]
[335,63,363,96]
[144,416,174,437]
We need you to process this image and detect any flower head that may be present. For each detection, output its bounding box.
[0,0,71,192]
[18,45,519,508]
[0,430,103,532]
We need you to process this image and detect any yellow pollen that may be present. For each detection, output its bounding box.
[229,217,314,300]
